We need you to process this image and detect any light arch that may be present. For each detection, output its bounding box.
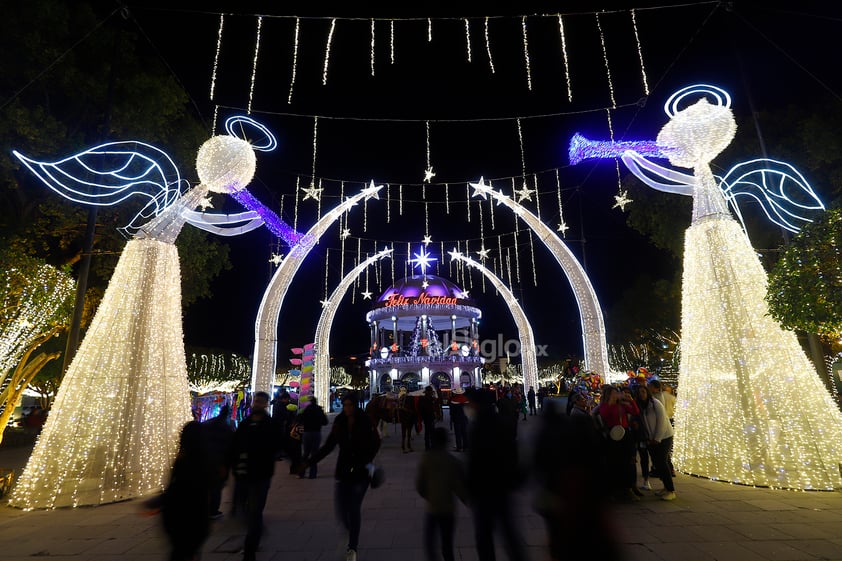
[251,185,382,394]
[313,248,393,405]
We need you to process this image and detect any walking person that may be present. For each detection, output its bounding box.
[419,386,438,450]
[448,390,469,452]
[527,386,537,416]
[416,427,468,561]
[202,404,235,519]
[306,391,381,561]
[298,397,329,479]
[397,387,417,453]
[638,384,677,500]
[160,420,214,561]
[596,385,641,502]
[465,388,527,561]
[229,391,280,561]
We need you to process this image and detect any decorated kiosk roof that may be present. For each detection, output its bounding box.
[377,274,468,303]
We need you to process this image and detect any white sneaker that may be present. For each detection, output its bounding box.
[660,491,677,501]
[640,480,652,490]
[346,548,357,561]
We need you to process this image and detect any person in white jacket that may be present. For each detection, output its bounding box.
[636,385,677,501]
[648,380,676,476]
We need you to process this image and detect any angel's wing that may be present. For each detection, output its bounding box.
[13,141,184,234]
[717,158,825,234]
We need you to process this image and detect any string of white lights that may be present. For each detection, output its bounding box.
[464,18,472,62]
[484,17,495,73]
[390,20,395,64]
[211,105,219,135]
[322,18,336,85]
[630,9,650,96]
[558,14,572,101]
[529,231,538,286]
[445,183,450,214]
[555,169,568,235]
[247,16,263,114]
[386,183,391,222]
[209,14,224,100]
[399,184,403,215]
[595,12,617,108]
[533,173,542,218]
[370,19,376,76]
[287,17,300,104]
[427,18,432,42]
[466,184,471,222]
[521,17,532,91]
[293,178,300,231]
[311,116,319,188]
[513,226,521,284]
[323,249,329,299]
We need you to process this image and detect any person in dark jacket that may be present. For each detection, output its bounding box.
[297,397,329,479]
[418,385,438,450]
[161,420,213,561]
[229,391,280,561]
[466,388,527,561]
[448,393,469,452]
[202,404,235,518]
[527,386,537,416]
[306,392,381,561]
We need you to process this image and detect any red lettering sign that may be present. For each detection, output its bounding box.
[383,291,458,307]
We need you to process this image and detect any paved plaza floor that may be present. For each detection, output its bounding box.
[1,410,842,561]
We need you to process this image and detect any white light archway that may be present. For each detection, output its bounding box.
[251,184,382,394]
[469,179,613,377]
[449,249,539,393]
[313,247,393,406]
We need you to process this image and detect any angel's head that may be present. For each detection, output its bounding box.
[195,115,277,194]
[656,85,736,169]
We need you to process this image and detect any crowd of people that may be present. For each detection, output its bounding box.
[150,373,677,561]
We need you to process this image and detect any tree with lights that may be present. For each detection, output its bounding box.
[0,250,74,442]
[766,207,842,339]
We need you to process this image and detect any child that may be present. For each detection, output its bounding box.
[415,427,467,561]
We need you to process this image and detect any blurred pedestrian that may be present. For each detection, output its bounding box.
[229,391,280,561]
[306,391,381,561]
[416,427,467,561]
[466,388,527,561]
[448,390,469,452]
[161,420,213,561]
[527,386,537,416]
[419,386,438,450]
[298,397,329,479]
[202,404,235,519]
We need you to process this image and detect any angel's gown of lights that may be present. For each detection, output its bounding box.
[673,166,842,490]
[8,188,208,509]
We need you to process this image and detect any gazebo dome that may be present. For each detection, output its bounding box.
[377,274,467,303]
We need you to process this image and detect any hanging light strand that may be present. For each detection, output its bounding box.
[287,17,300,104]
[247,16,263,114]
[445,183,450,214]
[521,16,533,91]
[209,14,224,100]
[322,18,337,85]
[323,250,330,299]
[595,12,617,108]
[631,9,650,96]
[529,231,538,286]
[557,14,572,102]
[370,19,376,76]
[310,116,319,187]
[484,17,496,73]
[466,184,471,222]
[464,18,472,62]
[386,183,391,223]
[533,172,542,219]
[293,177,300,231]
[211,105,219,135]
[606,109,623,191]
[390,20,395,64]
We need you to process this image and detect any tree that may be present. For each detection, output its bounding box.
[766,207,842,339]
[0,249,74,442]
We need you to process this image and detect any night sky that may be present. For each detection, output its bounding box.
[122,1,842,364]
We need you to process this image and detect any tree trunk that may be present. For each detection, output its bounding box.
[0,351,61,446]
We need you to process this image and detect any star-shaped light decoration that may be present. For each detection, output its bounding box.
[421,280,429,289]
[409,246,436,274]
[459,290,470,299]
[362,179,382,200]
[361,290,373,300]
[476,246,490,260]
[423,166,436,183]
[196,194,214,211]
[302,184,323,201]
[320,299,331,308]
[340,228,352,240]
[513,183,535,202]
[613,190,632,211]
[494,189,508,206]
[269,253,285,265]
[469,177,492,200]
[557,221,570,235]
[447,247,463,261]
[422,235,433,246]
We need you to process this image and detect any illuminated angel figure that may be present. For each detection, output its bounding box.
[9,116,301,509]
[572,84,842,490]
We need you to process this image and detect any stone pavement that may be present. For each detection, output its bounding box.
[1,411,842,561]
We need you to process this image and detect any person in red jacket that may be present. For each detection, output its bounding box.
[596,385,641,502]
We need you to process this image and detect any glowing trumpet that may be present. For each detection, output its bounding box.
[568,132,670,165]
